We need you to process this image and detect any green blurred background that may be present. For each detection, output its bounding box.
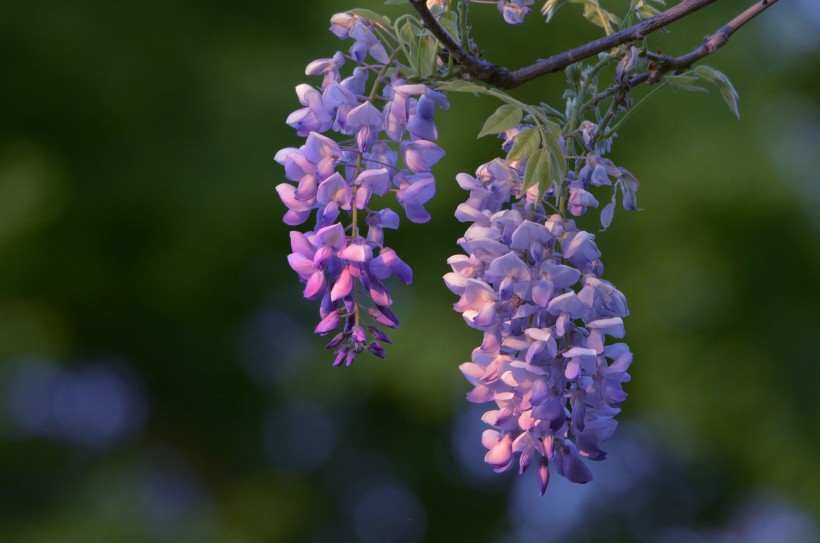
[1,0,818,541]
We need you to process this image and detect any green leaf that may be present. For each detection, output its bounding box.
[435,80,486,93]
[439,11,459,40]
[417,33,438,78]
[540,122,566,179]
[541,0,568,22]
[523,148,550,194]
[399,22,420,73]
[507,128,541,161]
[538,123,566,199]
[693,65,740,118]
[563,63,582,98]
[477,104,523,138]
[348,9,391,26]
[638,4,661,19]
[544,153,564,199]
[579,1,620,33]
[665,74,700,85]
[666,75,707,93]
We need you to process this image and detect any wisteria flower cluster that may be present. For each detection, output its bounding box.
[444,128,632,493]
[275,12,448,365]
[275,0,762,495]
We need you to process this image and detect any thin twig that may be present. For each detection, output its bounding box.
[628,0,781,87]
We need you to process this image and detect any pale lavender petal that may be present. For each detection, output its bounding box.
[564,231,600,260]
[481,429,500,449]
[304,271,327,299]
[369,42,390,64]
[618,168,640,211]
[587,317,625,338]
[372,248,413,284]
[564,359,581,381]
[459,362,485,384]
[368,281,392,307]
[289,231,315,258]
[330,267,354,301]
[341,67,368,96]
[456,172,479,191]
[393,83,428,97]
[316,172,352,209]
[373,208,400,229]
[546,292,585,317]
[347,101,383,131]
[603,379,628,404]
[454,280,497,313]
[303,132,342,164]
[568,186,599,216]
[401,140,445,173]
[486,252,530,283]
[288,253,315,276]
[295,84,331,125]
[282,209,309,226]
[531,279,553,307]
[322,81,356,109]
[562,451,593,484]
[600,201,615,230]
[305,54,342,77]
[294,174,319,202]
[338,240,373,262]
[454,203,489,225]
[467,384,493,403]
[563,347,598,358]
[484,433,513,470]
[471,302,498,328]
[314,223,346,250]
[356,168,391,195]
[397,174,436,208]
[276,184,314,212]
[275,147,315,181]
[443,271,469,294]
[402,200,431,224]
[354,186,372,210]
[590,163,611,186]
[541,263,581,289]
[329,13,355,39]
[314,309,340,334]
[510,220,553,251]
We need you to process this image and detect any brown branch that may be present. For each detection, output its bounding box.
[408,0,722,89]
[407,0,497,81]
[628,0,781,87]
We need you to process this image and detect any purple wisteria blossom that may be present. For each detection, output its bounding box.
[446,130,632,494]
[276,12,449,365]
[495,0,535,25]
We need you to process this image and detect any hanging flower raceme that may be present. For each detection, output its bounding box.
[275,12,449,365]
[446,129,632,494]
